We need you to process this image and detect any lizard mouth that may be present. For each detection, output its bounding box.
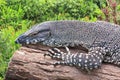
[15,31,50,45]
[15,35,46,45]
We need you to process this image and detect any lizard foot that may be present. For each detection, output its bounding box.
[44,48,65,59]
[44,47,74,67]
[44,47,107,71]
[53,61,73,67]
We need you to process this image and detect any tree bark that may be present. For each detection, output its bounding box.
[5,45,120,80]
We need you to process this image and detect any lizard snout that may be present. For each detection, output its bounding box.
[15,35,27,44]
[15,39,19,44]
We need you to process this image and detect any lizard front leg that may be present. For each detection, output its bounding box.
[44,47,107,71]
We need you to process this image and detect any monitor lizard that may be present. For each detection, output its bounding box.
[15,20,120,71]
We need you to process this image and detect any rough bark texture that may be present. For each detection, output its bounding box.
[5,45,120,80]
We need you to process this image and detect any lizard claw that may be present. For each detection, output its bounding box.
[44,52,52,58]
[65,46,70,54]
[53,61,67,67]
[44,48,56,58]
[44,48,64,59]
[53,62,58,67]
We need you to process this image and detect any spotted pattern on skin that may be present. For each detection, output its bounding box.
[44,47,107,71]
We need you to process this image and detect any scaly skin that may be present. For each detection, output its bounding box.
[15,20,120,70]
[44,47,106,71]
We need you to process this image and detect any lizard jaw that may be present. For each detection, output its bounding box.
[15,31,50,45]
[25,38,46,44]
[15,35,46,45]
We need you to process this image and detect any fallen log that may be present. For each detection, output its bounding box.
[5,45,120,80]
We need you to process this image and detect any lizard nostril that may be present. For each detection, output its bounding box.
[15,39,19,44]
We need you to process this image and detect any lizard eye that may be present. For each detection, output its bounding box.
[29,32,38,36]
[28,28,50,38]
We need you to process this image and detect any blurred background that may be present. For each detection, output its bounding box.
[0,0,120,79]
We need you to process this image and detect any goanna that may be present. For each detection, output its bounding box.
[15,20,120,71]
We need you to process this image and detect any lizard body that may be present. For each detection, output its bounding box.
[15,20,120,71]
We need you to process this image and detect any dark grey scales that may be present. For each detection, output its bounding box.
[15,20,120,71]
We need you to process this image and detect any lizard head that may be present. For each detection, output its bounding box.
[15,24,51,45]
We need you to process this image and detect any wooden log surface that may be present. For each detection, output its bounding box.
[5,45,120,80]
